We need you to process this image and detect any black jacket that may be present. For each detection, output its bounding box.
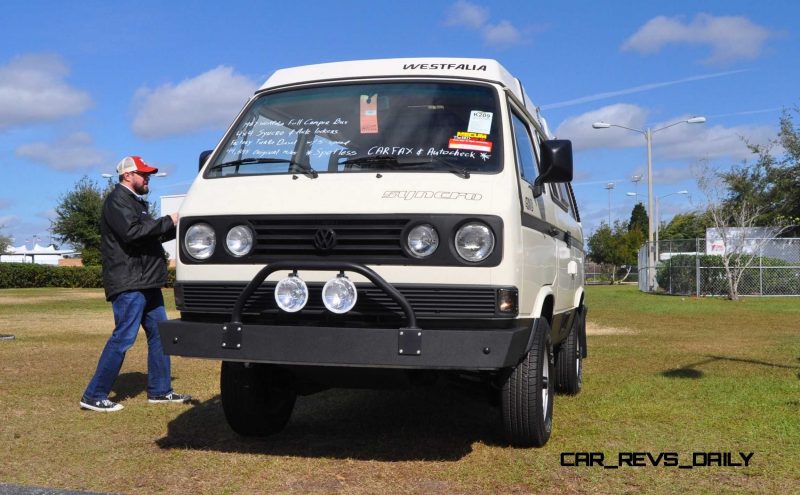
[100,184,176,300]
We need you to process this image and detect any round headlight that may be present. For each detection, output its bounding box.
[455,222,495,262]
[226,225,254,257]
[185,223,216,260]
[274,275,308,312]
[407,224,439,258]
[322,275,358,314]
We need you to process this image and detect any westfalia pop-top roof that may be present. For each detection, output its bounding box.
[258,58,541,124]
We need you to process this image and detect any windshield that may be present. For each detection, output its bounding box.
[206,82,502,178]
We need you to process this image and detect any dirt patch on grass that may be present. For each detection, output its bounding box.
[586,322,637,335]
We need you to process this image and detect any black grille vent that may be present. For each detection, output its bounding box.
[251,217,408,257]
[177,283,500,318]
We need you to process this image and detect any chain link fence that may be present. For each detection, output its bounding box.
[637,238,800,296]
[586,261,639,285]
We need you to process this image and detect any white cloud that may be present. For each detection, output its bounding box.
[0,53,92,129]
[444,1,525,48]
[556,104,774,162]
[622,14,775,65]
[15,132,107,171]
[132,66,258,138]
[445,0,488,29]
[483,21,524,47]
[660,123,774,161]
[555,103,649,149]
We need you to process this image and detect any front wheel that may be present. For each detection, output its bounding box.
[501,319,554,447]
[220,361,296,437]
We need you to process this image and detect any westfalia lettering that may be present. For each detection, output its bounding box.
[402,63,488,71]
[382,190,483,201]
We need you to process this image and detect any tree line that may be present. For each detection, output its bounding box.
[588,107,799,290]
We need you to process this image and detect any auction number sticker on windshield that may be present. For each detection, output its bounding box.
[467,110,493,134]
[360,94,379,134]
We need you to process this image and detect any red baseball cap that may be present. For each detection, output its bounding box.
[116,156,158,175]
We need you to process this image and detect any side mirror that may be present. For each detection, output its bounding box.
[533,140,573,197]
[199,150,213,171]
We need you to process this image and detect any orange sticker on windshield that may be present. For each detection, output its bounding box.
[360,94,378,134]
[449,137,492,152]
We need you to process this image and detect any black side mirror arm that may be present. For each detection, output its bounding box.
[532,179,545,198]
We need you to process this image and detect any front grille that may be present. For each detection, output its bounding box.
[177,282,501,318]
[250,217,408,257]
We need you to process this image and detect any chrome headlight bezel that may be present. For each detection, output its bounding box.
[225,224,254,257]
[184,223,216,260]
[454,222,495,262]
[406,223,439,258]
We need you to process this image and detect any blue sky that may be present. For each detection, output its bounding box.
[1,0,797,247]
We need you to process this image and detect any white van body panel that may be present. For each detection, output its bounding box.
[176,57,581,322]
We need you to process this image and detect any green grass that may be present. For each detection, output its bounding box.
[0,286,798,494]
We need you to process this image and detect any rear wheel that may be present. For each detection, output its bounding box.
[501,319,554,447]
[555,307,584,395]
[220,361,296,437]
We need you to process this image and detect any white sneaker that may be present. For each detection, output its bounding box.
[80,398,124,412]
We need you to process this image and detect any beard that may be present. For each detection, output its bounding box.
[133,182,149,195]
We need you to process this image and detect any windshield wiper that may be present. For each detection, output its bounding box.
[208,157,318,178]
[339,154,418,168]
[339,155,469,178]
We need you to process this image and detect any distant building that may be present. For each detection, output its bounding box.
[1,243,76,265]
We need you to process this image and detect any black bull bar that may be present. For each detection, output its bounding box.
[158,261,532,370]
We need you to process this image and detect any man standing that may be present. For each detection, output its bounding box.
[80,156,191,412]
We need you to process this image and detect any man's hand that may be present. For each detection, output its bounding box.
[169,212,179,225]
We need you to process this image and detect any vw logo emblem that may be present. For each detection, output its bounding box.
[314,228,337,252]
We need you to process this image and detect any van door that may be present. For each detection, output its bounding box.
[549,181,581,311]
[509,108,556,312]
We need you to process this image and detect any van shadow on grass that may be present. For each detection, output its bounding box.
[156,381,506,461]
[661,355,800,380]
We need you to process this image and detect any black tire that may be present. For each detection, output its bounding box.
[501,318,554,447]
[555,307,584,395]
[220,361,296,437]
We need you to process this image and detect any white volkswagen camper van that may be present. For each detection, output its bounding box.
[159,58,586,447]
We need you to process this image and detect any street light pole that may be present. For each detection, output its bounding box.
[631,174,643,203]
[604,182,615,225]
[592,116,706,290]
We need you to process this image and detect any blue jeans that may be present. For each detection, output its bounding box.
[83,289,172,401]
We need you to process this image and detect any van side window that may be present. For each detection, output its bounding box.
[557,182,573,216]
[566,182,580,221]
[511,113,538,184]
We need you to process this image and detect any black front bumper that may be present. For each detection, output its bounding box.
[159,320,532,370]
[159,260,530,370]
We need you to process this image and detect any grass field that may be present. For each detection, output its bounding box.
[0,286,798,494]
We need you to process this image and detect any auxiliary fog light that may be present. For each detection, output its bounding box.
[322,274,358,314]
[274,274,308,313]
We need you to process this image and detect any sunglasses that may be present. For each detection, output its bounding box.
[130,171,152,179]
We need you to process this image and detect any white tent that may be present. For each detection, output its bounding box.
[1,243,76,265]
